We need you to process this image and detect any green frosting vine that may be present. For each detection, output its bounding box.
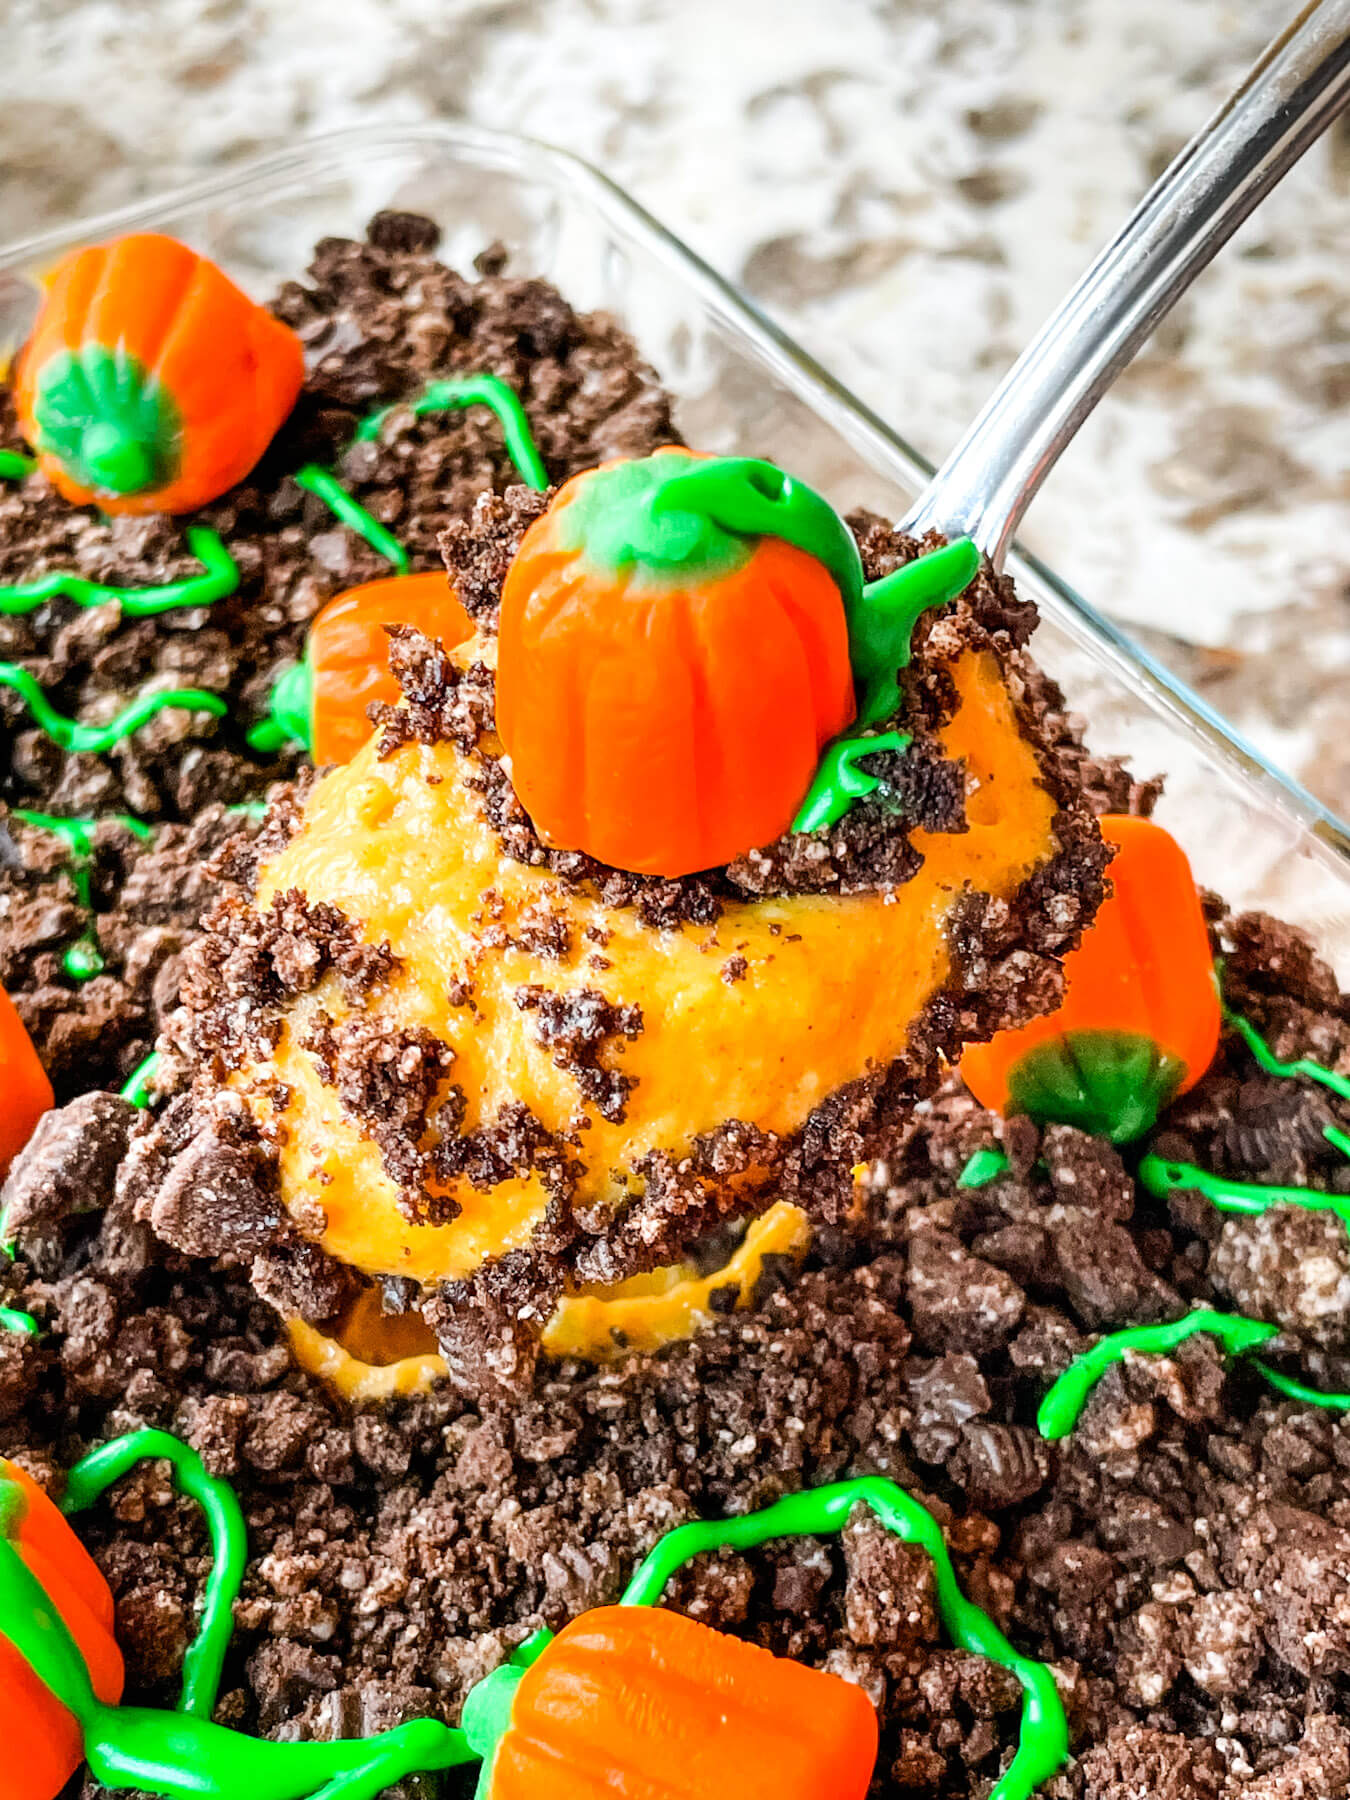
[1037,1312,1279,1438]
[0,1431,478,1798]
[792,729,910,834]
[619,1476,1068,1800]
[293,466,410,576]
[120,1051,161,1110]
[1137,1147,1350,1233]
[959,1146,1013,1188]
[0,667,227,756]
[291,373,551,587]
[355,374,549,492]
[61,1430,247,1719]
[0,1435,1070,1800]
[1036,1311,1350,1437]
[1221,991,1350,1104]
[0,450,36,481]
[0,526,239,620]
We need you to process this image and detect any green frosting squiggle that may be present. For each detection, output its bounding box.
[62,1429,246,1719]
[1137,1149,1350,1233]
[355,374,549,492]
[620,1475,1068,1800]
[0,1432,478,1798]
[0,527,239,619]
[1037,1311,1278,1438]
[294,466,410,576]
[0,667,227,755]
[10,811,155,983]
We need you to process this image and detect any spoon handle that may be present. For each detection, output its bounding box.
[901,0,1350,567]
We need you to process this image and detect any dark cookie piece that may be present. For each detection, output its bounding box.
[1,1090,134,1236]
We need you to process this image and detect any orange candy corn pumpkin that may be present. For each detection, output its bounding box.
[960,814,1220,1141]
[0,1458,124,1800]
[309,573,473,764]
[0,987,53,1173]
[477,1605,878,1800]
[15,232,304,515]
[496,450,858,877]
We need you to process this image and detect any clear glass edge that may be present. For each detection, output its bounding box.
[4,119,1347,881]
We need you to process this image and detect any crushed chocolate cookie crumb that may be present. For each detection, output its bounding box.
[513,985,642,1124]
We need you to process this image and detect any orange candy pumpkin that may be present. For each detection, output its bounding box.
[496,450,858,877]
[0,987,53,1173]
[15,232,304,516]
[0,1458,124,1800]
[960,814,1220,1141]
[309,573,473,764]
[482,1605,878,1800]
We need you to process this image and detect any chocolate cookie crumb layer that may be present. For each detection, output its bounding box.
[5,905,1350,1800]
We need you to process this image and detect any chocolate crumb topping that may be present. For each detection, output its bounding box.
[513,984,643,1125]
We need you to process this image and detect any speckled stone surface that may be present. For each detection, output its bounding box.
[1,0,1347,810]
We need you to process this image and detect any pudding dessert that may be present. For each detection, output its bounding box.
[2,215,1350,1800]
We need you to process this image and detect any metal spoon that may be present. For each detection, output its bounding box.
[901,0,1350,568]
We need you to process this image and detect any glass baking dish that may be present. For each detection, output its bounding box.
[3,122,1349,970]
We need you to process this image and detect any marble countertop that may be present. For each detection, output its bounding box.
[3,0,1347,811]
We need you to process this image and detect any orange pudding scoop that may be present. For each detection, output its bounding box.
[229,638,1060,1288]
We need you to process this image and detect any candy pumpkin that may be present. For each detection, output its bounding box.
[0,987,53,1172]
[497,450,860,876]
[251,572,472,763]
[15,233,304,515]
[464,1606,878,1800]
[960,814,1220,1141]
[0,1458,124,1800]
[307,573,472,764]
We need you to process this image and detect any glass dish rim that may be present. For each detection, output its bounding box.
[4,117,1347,872]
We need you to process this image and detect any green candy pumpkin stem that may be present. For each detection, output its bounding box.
[848,536,982,728]
[32,345,179,499]
[792,730,910,834]
[248,654,313,755]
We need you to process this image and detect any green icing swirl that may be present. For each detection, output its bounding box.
[0,668,226,755]
[0,1306,38,1337]
[355,374,549,492]
[0,527,239,619]
[0,450,35,481]
[620,1475,1068,1800]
